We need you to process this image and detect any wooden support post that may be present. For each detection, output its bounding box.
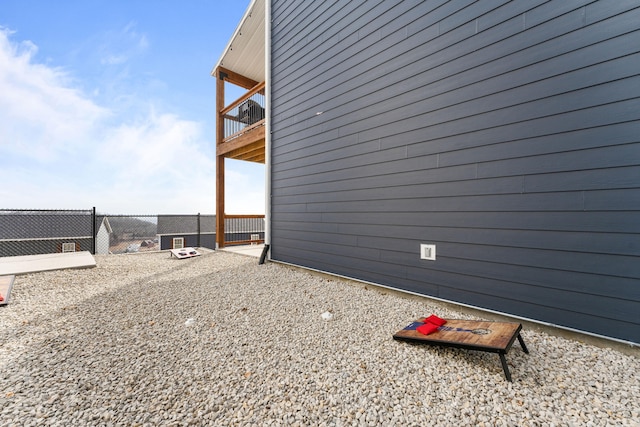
[216,67,226,248]
[216,156,225,248]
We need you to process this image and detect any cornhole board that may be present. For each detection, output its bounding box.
[0,275,15,306]
[169,247,201,259]
[393,318,529,382]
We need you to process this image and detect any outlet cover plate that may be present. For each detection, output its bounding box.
[420,244,436,260]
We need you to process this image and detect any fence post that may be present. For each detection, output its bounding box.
[92,207,96,255]
[197,213,201,248]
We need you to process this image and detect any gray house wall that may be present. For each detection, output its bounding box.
[157,215,217,250]
[269,0,640,344]
[159,234,216,250]
[0,211,95,256]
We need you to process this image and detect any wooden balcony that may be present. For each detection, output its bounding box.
[215,66,266,248]
[218,81,266,163]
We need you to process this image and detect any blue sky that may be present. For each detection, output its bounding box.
[0,0,264,214]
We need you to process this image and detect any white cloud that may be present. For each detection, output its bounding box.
[99,22,149,66]
[0,28,231,214]
[0,28,108,162]
[225,164,265,215]
[101,110,209,179]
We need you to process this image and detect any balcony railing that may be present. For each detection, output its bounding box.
[223,214,265,246]
[220,82,265,143]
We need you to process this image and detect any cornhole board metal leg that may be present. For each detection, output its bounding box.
[518,333,530,354]
[499,353,512,382]
[499,333,528,382]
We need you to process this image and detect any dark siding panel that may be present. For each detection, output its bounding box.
[585,189,640,211]
[477,144,640,179]
[321,212,640,234]
[200,234,216,250]
[273,9,640,156]
[393,99,639,158]
[438,121,640,168]
[274,228,358,247]
[402,265,637,324]
[0,239,92,257]
[270,0,640,344]
[272,176,524,201]
[302,192,587,213]
[524,166,640,193]
[185,235,199,248]
[436,287,638,343]
[273,3,640,147]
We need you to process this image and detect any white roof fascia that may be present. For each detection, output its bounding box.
[212,0,264,81]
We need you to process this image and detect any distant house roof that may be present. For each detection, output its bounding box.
[96,215,112,234]
[0,212,97,240]
[157,215,216,235]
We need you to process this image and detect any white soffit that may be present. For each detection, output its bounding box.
[213,0,265,83]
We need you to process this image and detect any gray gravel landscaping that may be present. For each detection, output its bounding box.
[1,251,638,426]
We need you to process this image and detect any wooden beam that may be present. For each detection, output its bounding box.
[233,145,265,159]
[224,239,265,246]
[243,153,266,163]
[225,140,264,158]
[220,137,264,158]
[218,126,266,157]
[224,147,265,163]
[227,146,265,163]
[217,66,258,90]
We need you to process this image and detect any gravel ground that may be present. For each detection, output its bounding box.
[0,251,638,426]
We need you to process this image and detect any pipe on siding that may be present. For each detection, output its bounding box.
[264,0,272,259]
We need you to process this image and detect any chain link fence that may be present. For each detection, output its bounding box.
[106,214,159,254]
[0,209,264,257]
[0,209,95,257]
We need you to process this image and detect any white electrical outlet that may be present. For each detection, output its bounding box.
[420,244,436,260]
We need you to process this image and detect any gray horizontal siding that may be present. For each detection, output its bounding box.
[270,0,640,344]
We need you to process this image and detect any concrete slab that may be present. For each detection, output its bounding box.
[0,251,97,276]
[220,244,264,258]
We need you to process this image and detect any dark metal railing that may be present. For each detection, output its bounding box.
[223,214,265,246]
[221,82,266,141]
